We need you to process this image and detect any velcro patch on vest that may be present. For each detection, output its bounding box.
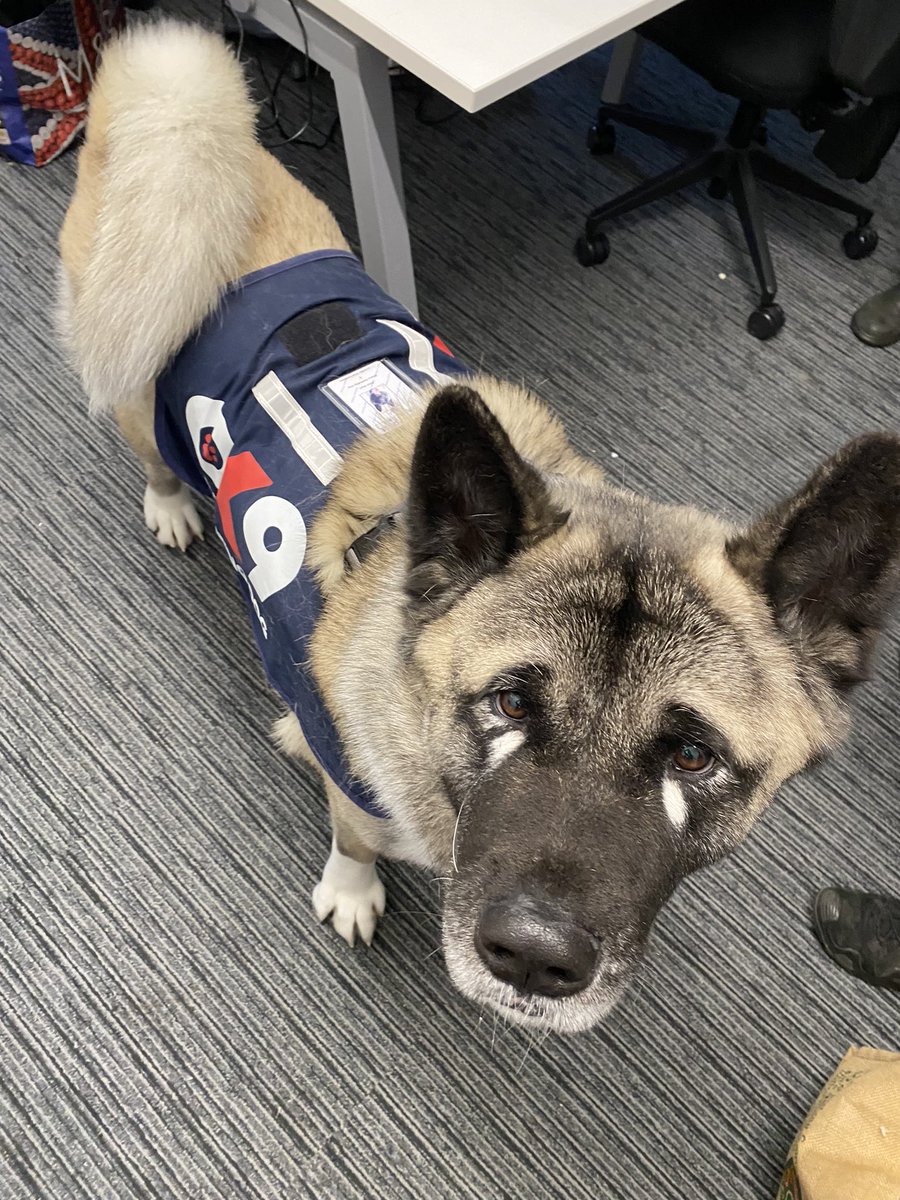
[277,302,363,366]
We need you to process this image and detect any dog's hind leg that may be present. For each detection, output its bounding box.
[61,262,202,552]
[273,711,386,946]
[115,388,204,552]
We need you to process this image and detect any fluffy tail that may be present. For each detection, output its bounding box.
[69,21,259,412]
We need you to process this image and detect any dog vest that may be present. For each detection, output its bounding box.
[154,249,470,818]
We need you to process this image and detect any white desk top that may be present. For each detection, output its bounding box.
[306,0,681,112]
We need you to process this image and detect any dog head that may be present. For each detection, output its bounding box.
[403,385,900,1033]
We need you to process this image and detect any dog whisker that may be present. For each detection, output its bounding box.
[515,1029,539,1076]
[450,798,468,874]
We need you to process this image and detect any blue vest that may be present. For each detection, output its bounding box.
[154,249,470,817]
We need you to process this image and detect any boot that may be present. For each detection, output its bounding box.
[851,282,900,347]
[813,887,900,989]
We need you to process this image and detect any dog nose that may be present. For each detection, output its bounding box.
[475,895,600,997]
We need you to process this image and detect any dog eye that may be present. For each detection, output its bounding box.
[495,689,528,721]
[671,742,714,773]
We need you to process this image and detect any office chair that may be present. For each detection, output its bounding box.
[576,0,900,339]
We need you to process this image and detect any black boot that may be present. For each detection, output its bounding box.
[813,887,900,989]
[851,282,900,347]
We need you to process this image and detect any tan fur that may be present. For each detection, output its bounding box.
[273,712,386,861]
[113,386,181,495]
[58,84,107,297]
[306,373,605,594]
[61,24,259,412]
[237,148,351,275]
[307,492,836,874]
[686,541,845,787]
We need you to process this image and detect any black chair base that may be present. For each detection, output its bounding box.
[578,100,878,340]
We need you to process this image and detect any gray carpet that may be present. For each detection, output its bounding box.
[1,13,899,1198]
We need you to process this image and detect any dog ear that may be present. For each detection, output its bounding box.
[405,384,567,615]
[727,433,900,690]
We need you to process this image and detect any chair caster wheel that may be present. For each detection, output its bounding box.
[575,232,611,266]
[707,177,728,200]
[586,120,616,155]
[747,303,785,340]
[842,225,878,260]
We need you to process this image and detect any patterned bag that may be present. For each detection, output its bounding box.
[0,0,122,165]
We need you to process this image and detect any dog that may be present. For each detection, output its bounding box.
[59,22,900,1035]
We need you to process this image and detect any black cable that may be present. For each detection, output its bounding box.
[220,0,339,151]
[413,90,462,127]
[253,42,294,133]
[390,65,462,127]
[222,0,278,125]
[223,0,455,146]
[224,0,245,62]
[259,0,337,150]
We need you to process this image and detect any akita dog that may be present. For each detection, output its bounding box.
[60,22,900,1033]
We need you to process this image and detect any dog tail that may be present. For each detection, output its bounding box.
[69,21,259,413]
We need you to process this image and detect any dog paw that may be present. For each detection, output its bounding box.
[144,483,204,551]
[313,842,385,947]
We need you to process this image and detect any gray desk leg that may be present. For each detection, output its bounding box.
[330,45,418,316]
[250,0,419,315]
[601,32,644,104]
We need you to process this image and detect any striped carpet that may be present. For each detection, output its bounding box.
[1,11,899,1198]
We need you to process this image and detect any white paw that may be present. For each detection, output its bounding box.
[313,841,385,947]
[143,483,204,551]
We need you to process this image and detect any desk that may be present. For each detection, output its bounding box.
[247,0,680,313]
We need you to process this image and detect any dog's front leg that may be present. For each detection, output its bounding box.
[273,712,385,946]
[313,784,386,947]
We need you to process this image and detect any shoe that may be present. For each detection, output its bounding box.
[813,887,900,989]
[851,283,900,347]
